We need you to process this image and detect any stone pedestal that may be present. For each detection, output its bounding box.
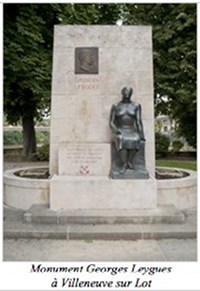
[50,141,157,210]
[50,176,157,210]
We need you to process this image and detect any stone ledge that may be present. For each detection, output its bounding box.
[4,222,196,241]
[4,204,196,241]
[24,204,185,225]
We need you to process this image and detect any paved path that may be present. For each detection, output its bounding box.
[3,205,197,262]
[4,238,197,261]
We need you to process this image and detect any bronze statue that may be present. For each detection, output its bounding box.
[110,87,149,179]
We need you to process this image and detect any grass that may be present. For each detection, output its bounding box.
[156,159,197,171]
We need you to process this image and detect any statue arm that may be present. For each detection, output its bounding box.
[109,104,120,134]
[136,104,145,141]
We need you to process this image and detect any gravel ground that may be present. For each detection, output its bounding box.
[4,238,197,262]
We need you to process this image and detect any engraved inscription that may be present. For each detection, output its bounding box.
[66,145,102,164]
[59,144,110,176]
[75,77,99,90]
[75,47,98,74]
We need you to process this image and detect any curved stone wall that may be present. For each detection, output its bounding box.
[4,167,49,210]
[157,167,197,210]
[4,166,197,210]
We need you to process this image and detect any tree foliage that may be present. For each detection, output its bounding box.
[123,4,196,147]
[4,3,196,154]
[4,4,64,123]
[4,4,59,154]
[155,132,170,158]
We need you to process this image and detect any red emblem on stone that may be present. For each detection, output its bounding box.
[79,165,90,175]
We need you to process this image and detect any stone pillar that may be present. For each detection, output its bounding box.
[50,25,157,210]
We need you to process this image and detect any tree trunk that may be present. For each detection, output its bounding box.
[22,116,37,156]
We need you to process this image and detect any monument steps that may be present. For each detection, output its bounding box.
[24,204,185,225]
[4,205,196,240]
[5,223,196,241]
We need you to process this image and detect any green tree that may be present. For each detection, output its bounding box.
[123,4,196,148]
[4,4,53,154]
[4,3,122,155]
[155,132,170,158]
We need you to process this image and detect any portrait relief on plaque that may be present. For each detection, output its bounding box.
[75,47,98,74]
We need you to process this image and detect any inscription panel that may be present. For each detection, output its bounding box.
[59,143,111,176]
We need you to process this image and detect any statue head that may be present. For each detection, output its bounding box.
[78,48,95,72]
[121,87,133,101]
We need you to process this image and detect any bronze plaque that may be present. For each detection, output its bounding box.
[75,47,98,74]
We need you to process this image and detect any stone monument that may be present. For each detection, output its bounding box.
[50,25,157,210]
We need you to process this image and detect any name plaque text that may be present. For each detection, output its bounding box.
[59,143,110,176]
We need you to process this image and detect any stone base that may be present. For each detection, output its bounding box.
[24,204,185,225]
[50,175,157,210]
[111,169,149,179]
[5,205,196,241]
